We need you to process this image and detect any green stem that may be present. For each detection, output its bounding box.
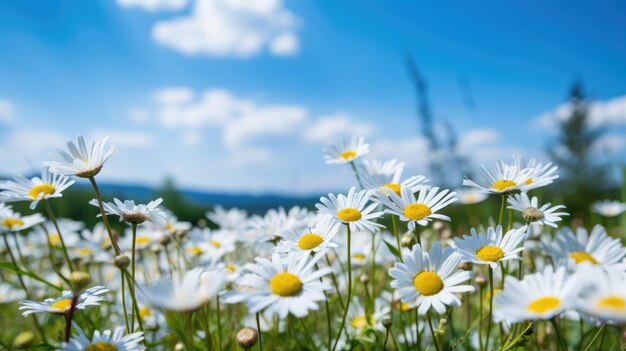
[486,267,494,350]
[415,308,422,351]
[392,215,403,262]
[120,273,130,334]
[131,223,137,332]
[42,200,74,272]
[349,161,364,189]
[123,270,144,334]
[479,283,484,351]
[498,195,507,227]
[256,312,263,351]
[581,324,604,351]
[427,311,440,351]
[88,176,121,256]
[550,318,568,351]
[323,292,332,351]
[332,224,353,351]
[325,254,345,310]
[216,295,223,351]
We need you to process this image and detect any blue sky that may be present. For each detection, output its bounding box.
[0,0,625,194]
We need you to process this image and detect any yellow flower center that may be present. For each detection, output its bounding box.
[381,183,401,196]
[340,151,357,160]
[78,248,93,256]
[210,240,221,248]
[269,272,302,297]
[476,245,504,262]
[139,306,153,319]
[336,208,362,222]
[525,178,534,185]
[28,184,56,199]
[597,296,626,310]
[49,234,61,247]
[403,204,432,221]
[353,253,366,261]
[569,252,598,265]
[226,264,236,272]
[1,218,24,229]
[351,315,368,329]
[492,180,516,191]
[86,342,118,351]
[50,298,73,312]
[527,296,560,313]
[413,271,444,296]
[187,246,203,255]
[136,237,151,245]
[166,223,175,232]
[484,288,502,304]
[298,233,324,250]
[401,302,412,311]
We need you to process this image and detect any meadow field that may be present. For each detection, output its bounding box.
[0,135,625,350]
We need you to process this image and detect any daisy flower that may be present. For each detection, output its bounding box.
[507,192,568,228]
[542,225,626,270]
[591,200,626,217]
[225,252,333,319]
[360,158,405,177]
[453,225,528,269]
[0,206,45,232]
[455,188,489,205]
[206,205,247,231]
[0,166,74,209]
[19,286,109,316]
[376,185,457,230]
[462,158,553,196]
[141,268,226,312]
[276,216,340,255]
[574,266,626,324]
[88,198,166,225]
[248,206,311,242]
[513,156,559,188]
[45,135,116,178]
[324,136,369,164]
[389,241,474,314]
[493,266,578,324]
[345,297,391,334]
[316,187,384,233]
[187,228,237,261]
[362,166,428,196]
[59,325,144,351]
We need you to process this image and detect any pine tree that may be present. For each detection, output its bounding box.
[548,81,610,217]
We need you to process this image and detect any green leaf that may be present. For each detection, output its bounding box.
[382,239,402,261]
[0,262,63,291]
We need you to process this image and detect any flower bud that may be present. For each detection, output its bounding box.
[159,235,171,246]
[236,327,258,349]
[360,274,370,284]
[382,318,392,329]
[475,275,487,287]
[14,331,35,349]
[114,255,131,270]
[69,271,91,294]
[174,342,185,351]
[458,262,472,270]
[522,207,544,223]
[400,233,415,248]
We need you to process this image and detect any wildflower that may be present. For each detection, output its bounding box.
[376,185,457,230]
[324,136,369,164]
[591,200,626,217]
[316,187,384,233]
[0,167,74,209]
[225,252,333,319]
[360,158,404,177]
[455,188,489,205]
[206,205,247,231]
[507,192,568,227]
[58,325,144,351]
[19,286,109,316]
[389,241,474,314]
[494,266,577,324]
[362,165,427,196]
[543,225,626,270]
[574,266,626,324]
[141,268,226,312]
[0,205,45,232]
[276,216,340,255]
[463,158,555,195]
[88,198,166,225]
[453,225,528,269]
[45,135,116,178]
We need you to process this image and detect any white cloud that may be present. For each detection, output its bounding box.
[5,128,67,154]
[157,88,246,128]
[128,107,150,123]
[535,94,626,128]
[90,129,155,148]
[151,0,300,58]
[269,31,299,56]
[595,134,626,152]
[223,104,308,148]
[154,87,195,105]
[458,128,500,149]
[116,0,188,11]
[0,99,14,124]
[225,148,272,166]
[370,137,430,169]
[181,130,202,145]
[303,112,375,143]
